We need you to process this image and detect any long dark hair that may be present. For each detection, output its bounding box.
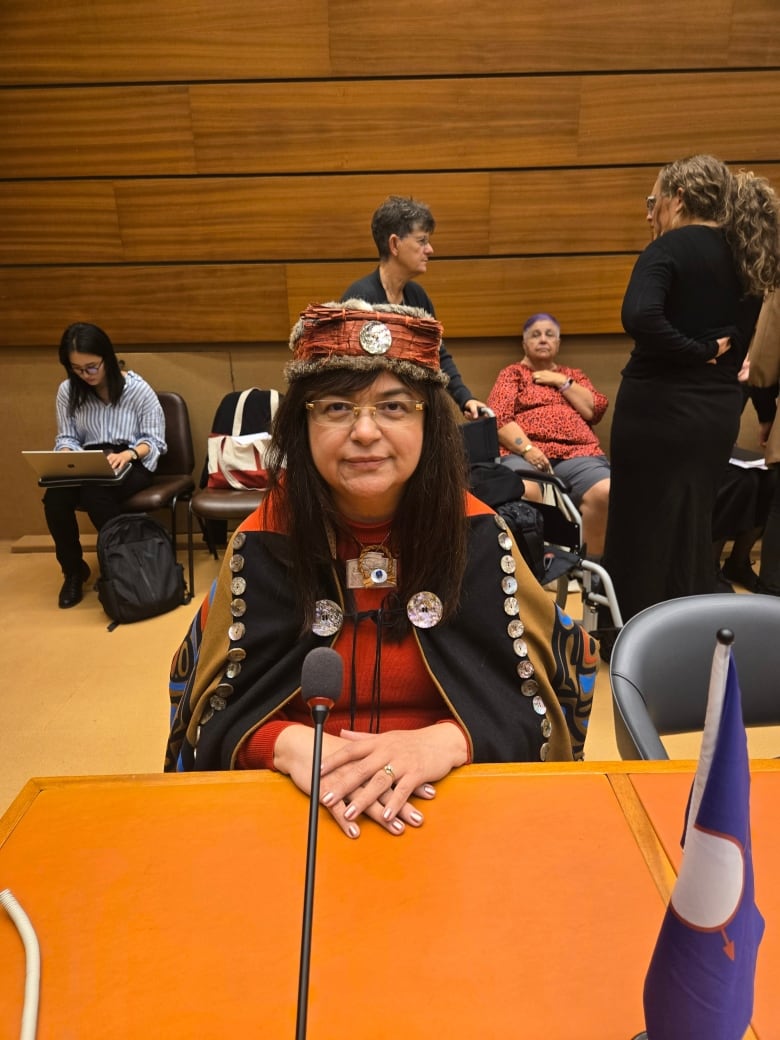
[265,368,470,638]
[59,322,125,414]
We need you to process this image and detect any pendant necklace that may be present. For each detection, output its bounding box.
[344,522,397,590]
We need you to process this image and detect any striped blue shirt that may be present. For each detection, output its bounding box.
[54,371,167,471]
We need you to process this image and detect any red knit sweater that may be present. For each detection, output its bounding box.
[236,518,462,769]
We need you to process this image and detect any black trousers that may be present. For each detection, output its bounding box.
[759,466,780,593]
[42,460,152,574]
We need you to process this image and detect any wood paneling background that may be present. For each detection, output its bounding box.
[1,0,778,537]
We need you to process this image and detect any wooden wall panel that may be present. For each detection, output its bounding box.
[0,183,124,264]
[578,73,780,163]
[3,73,779,180]
[0,88,198,178]
[0,266,290,347]
[112,175,491,263]
[3,0,777,83]
[327,0,737,74]
[6,164,780,268]
[287,256,637,338]
[0,256,637,348]
[422,258,638,338]
[730,0,780,65]
[0,0,331,85]
[187,79,583,175]
[492,163,780,253]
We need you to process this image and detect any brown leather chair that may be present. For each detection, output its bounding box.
[190,486,266,560]
[123,391,196,597]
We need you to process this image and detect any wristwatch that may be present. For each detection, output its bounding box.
[521,443,533,455]
[128,447,140,461]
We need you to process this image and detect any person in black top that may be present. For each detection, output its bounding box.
[603,155,780,628]
[341,195,487,419]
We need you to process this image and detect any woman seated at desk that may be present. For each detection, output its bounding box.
[166,301,598,838]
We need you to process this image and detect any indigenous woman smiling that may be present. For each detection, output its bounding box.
[166,301,598,839]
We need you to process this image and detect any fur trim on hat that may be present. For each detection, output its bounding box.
[285,300,449,387]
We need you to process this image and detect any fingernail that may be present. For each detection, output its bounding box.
[423,784,436,796]
[382,807,393,821]
[344,804,357,821]
[321,791,334,806]
[409,810,423,824]
[347,824,359,839]
[391,819,404,833]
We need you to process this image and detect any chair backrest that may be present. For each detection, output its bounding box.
[156,391,195,477]
[461,414,501,465]
[610,593,780,759]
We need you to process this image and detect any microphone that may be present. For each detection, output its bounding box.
[296,647,343,1040]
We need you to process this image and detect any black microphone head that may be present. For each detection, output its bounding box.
[300,647,343,707]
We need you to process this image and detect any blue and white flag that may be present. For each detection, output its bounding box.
[643,635,764,1039]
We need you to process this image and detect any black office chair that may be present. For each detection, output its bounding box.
[610,593,780,759]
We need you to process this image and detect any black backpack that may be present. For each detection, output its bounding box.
[96,513,187,629]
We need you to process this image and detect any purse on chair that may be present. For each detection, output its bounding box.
[206,388,280,490]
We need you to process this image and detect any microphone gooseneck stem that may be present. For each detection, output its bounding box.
[295,708,328,1040]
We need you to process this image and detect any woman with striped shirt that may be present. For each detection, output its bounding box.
[44,322,166,608]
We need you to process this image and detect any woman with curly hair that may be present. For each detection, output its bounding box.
[603,155,780,631]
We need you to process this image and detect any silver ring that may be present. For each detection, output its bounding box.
[383,764,395,780]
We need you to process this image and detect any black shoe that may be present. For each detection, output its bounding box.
[721,558,758,591]
[755,581,780,597]
[58,561,91,609]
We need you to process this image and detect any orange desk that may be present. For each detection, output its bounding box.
[0,763,766,1039]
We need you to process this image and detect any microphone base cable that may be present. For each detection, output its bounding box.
[1,887,41,1040]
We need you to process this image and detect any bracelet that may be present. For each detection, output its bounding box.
[559,378,574,392]
[521,443,533,455]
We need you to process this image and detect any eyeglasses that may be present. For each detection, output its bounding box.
[70,360,104,376]
[306,398,425,428]
[645,195,657,213]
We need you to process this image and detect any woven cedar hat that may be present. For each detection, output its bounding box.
[286,299,448,387]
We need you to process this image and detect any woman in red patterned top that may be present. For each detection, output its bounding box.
[486,313,610,556]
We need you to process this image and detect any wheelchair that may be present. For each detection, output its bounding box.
[461,413,623,635]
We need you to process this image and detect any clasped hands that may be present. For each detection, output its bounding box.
[274,722,468,840]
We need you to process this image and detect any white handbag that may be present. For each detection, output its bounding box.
[206,388,280,490]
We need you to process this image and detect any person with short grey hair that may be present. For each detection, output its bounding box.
[341,195,487,419]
